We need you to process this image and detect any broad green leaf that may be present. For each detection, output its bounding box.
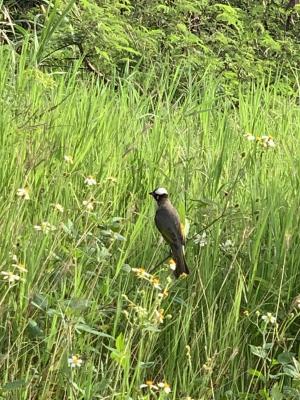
[31,293,48,311]
[3,380,27,391]
[75,323,113,339]
[271,383,283,400]
[249,345,267,359]
[27,319,44,338]
[278,351,295,365]
[248,368,265,381]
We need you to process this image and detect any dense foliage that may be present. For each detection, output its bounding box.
[0,48,300,398]
[1,0,300,95]
[1,1,300,399]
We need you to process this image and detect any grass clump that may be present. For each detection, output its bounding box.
[0,48,300,399]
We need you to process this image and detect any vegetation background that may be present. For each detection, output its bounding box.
[0,0,300,399]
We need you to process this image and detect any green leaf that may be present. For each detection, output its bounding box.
[122,264,131,273]
[215,4,244,31]
[35,0,77,63]
[271,383,283,400]
[155,4,170,12]
[62,298,91,311]
[2,380,27,391]
[261,33,281,52]
[139,361,155,368]
[27,319,44,338]
[113,233,126,241]
[248,369,265,381]
[249,345,267,359]
[176,23,188,33]
[278,351,294,365]
[100,230,113,237]
[264,343,273,350]
[143,325,161,333]
[115,46,141,56]
[110,217,125,227]
[282,387,300,397]
[115,333,125,352]
[95,48,111,61]
[75,323,113,339]
[283,365,300,379]
[110,333,129,368]
[271,358,279,366]
[61,219,77,237]
[259,387,271,399]
[31,293,48,311]
[97,246,111,260]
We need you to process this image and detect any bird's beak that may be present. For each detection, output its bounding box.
[149,191,154,197]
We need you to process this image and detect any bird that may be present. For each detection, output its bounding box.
[149,187,189,278]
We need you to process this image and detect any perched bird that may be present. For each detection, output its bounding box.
[149,187,189,278]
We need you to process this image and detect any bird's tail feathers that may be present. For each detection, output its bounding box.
[171,245,189,278]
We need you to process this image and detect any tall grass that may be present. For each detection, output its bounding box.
[0,46,300,399]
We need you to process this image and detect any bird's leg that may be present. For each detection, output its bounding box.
[149,253,172,274]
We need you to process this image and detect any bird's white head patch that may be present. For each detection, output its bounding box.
[153,187,168,196]
[149,187,169,202]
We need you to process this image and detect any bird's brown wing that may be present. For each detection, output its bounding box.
[154,206,183,248]
[155,205,189,277]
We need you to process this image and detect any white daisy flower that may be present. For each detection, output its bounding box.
[168,258,176,271]
[150,276,162,290]
[82,200,94,211]
[154,309,164,324]
[68,354,83,368]
[34,222,56,234]
[1,271,21,283]
[261,135,276,148]
[244,133,256,141]
[158,382,171,394]
[131,268,151,278]
[220,239,234,252]
[84,176,97,186]
[16,188,30,200]
[53,203,64,213]
[64,155,74,164]
[261,312,276,325]
[140,380,158,390]
[193,231,207,247]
